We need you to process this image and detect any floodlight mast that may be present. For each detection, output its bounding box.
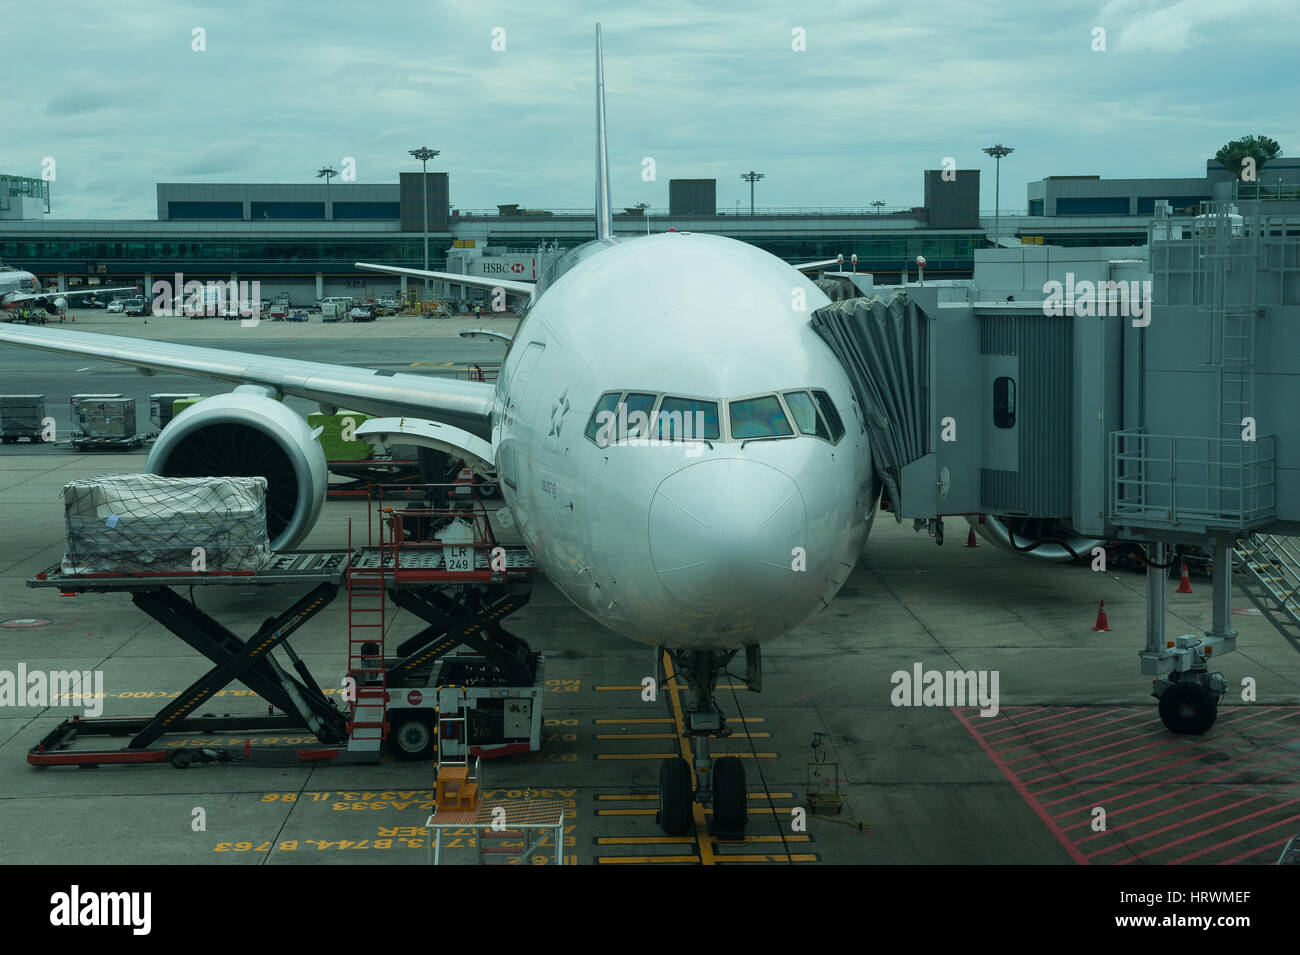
[409,146,441,291]
[982,143,1014,247]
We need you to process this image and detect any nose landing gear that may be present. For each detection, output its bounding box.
[654,646,756,840]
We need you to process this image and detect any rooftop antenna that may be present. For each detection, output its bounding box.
[594,24,614,241]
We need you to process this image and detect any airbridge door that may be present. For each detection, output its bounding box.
[977,314,1073,519]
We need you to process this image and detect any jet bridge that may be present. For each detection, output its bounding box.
[811,200,1300,734]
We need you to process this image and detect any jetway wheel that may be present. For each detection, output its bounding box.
[388,710,437,761]
[657,757,693,835]
[1158,682,1218,735]
[712,756,748,840]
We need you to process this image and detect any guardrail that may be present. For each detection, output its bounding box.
[1110,428,1275,530]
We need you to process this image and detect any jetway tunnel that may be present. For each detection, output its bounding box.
[809,200,1300,734]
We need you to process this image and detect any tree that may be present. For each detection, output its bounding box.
[1216,135,1282,182]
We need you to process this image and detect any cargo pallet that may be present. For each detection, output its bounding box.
[24,485,541,768]
[69,432,150,450]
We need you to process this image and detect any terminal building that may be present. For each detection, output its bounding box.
[1,157,1298,307]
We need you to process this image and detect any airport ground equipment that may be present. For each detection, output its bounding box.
[148,393,198,430]
[0,394,46,443]
[71,395,143,450]
[808,201,1300,736]
[426,797,566,865]
[351,485,542,761]
[26,550,353,767]
[424,708,562,864]
[24,483,541,767]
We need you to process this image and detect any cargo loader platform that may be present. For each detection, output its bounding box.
[23,486,542,769]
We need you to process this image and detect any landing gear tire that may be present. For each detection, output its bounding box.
[657,757,693,835]
[711,756,748,840]
[1159,682,1218,735]
[388,710,437,761]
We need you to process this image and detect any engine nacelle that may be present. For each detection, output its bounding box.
[146,386,327,550]
[968,515,1106,564]
[45,297,67,315]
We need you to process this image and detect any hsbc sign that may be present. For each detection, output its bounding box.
[469,256,537,280]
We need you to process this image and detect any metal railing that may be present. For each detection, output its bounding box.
[1110,428,1275,529]
[1233,534,1300,654]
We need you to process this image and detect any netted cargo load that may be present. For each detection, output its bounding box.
[61,474,273,574]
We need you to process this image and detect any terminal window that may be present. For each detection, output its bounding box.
[251,202,326,220]
[168,201,243,219]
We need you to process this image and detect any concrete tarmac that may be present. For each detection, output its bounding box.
[1,312,1298,865]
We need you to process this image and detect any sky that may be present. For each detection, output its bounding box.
[9,0,1300,220]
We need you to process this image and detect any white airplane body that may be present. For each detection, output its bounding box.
[494,232,874,649]
[0,267,134,314]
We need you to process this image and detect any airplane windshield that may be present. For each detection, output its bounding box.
[656,397,720,441]
[783,391,830,439]
[729,395,793,440]
[585,389,840,446]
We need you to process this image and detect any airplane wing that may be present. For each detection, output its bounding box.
[0,324,494,439]
[792,258,844,272]
[355,262,535,299]
[5,285,136,306]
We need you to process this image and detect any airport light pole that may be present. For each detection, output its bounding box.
[316,166,338,219]
[871,200,886,214]
[982,143,1014,248]
[740,170,765,215]
[409,146,440,292]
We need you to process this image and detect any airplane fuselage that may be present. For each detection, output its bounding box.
[494,231,876,650]
[0,271,42,307]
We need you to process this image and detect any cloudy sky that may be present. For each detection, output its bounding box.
[12,0,1299,220]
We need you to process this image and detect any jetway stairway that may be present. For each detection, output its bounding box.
[1233,535,1300,654]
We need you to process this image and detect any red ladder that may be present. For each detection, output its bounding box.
[346,518,388,747]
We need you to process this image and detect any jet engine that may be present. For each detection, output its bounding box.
[968,515,1106,564]
[44,297,68,315]
[145,385,327,550]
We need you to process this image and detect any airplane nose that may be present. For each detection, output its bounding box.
[649,458,807,614]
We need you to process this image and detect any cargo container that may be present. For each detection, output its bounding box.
[72,397,144,449]
[0,394,47,443]
[149,393,199,430]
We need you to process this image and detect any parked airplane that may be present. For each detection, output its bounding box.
[0,26,877,837]
[0,265,133,316]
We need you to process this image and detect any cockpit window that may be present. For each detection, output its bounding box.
[623,393,657,437]
[783,391,830,440]
[586,391,658,446]
[812,390,845,443]
[729,395,794,440]
[585,392,621,443]
[657,397,720,441]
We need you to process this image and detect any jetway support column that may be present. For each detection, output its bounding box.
[1207,537,1237,643]
[1145,542,1167,655]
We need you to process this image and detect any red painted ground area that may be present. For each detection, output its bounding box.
[953,705,1300,865]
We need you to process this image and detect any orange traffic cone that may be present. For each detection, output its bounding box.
[965,527,979,548]
[1177,563,1193,594]
[1092,600,1111,632]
